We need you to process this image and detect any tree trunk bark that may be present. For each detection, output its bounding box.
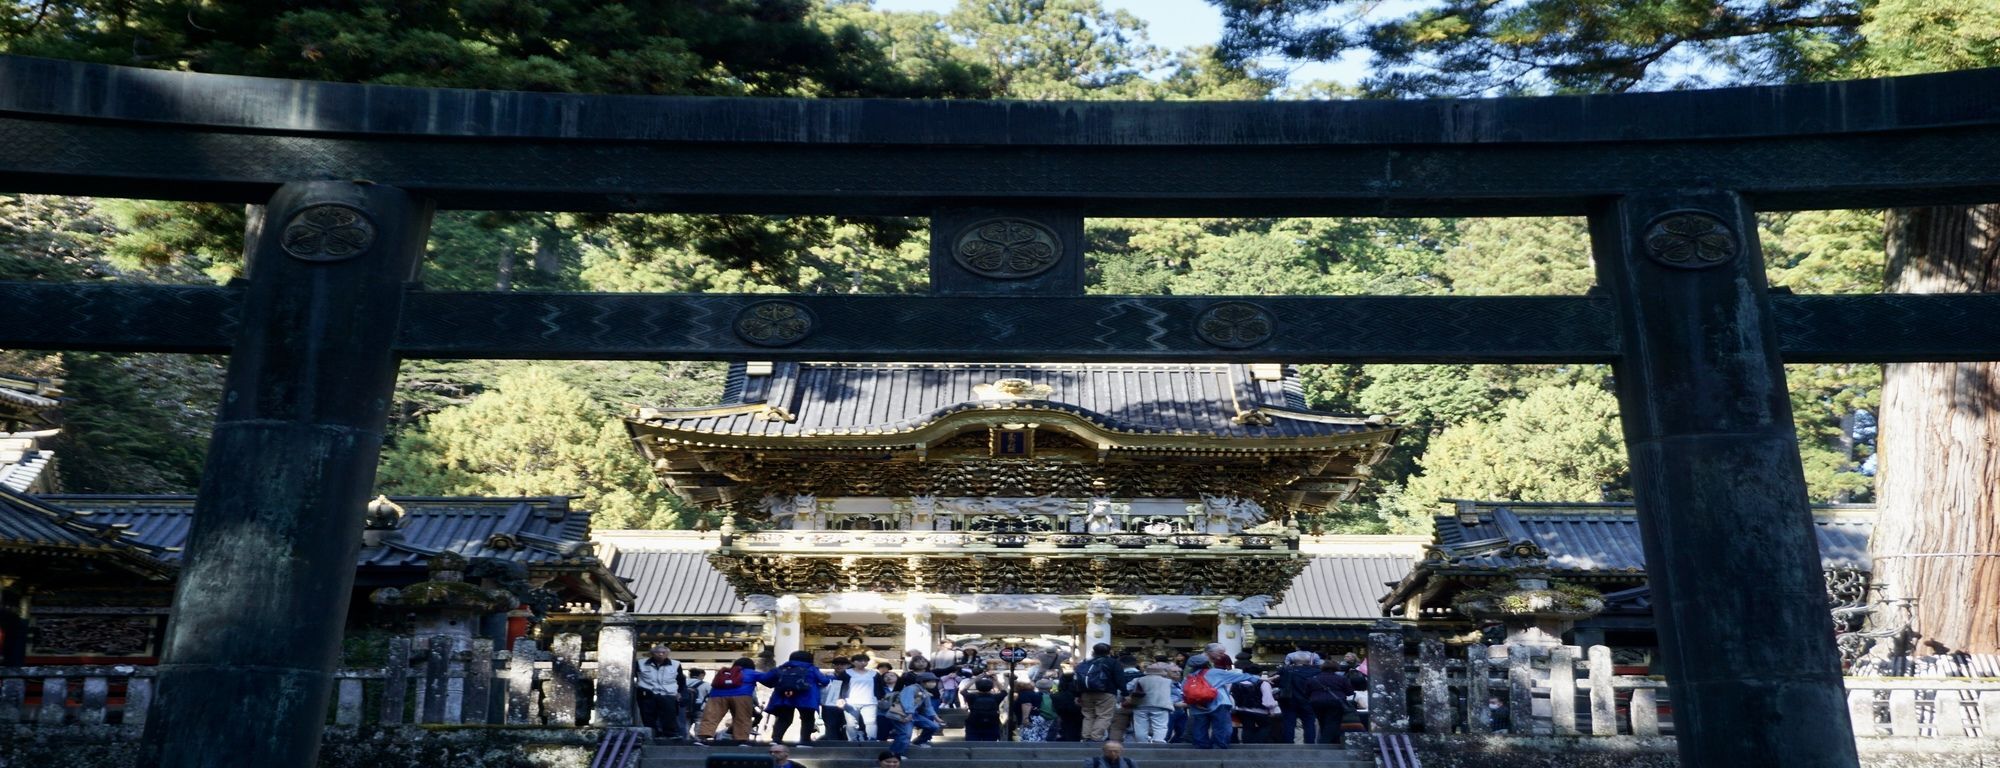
[1873,204,2000,655]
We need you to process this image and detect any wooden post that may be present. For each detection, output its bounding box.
[124,677,152,728]
[1465,649,1490,735]
[1,677,23,724]
[136,182,431,768]
[1506,645,1535,735]
[463,639,494,725]
[1847,689,1876,738]
[1592,192,1857,767]
[1367,630,1408,732]
[381,636,411,725]
[547,633,583,727]
[506,637,540,725]
[79,676,108,725]
[335,678,364,726]
[422,634,453,724]
[1587,646,1617,736]
[594,614,637,727]
[37,676,65,725]
[1888,690,1919,736]
[1549,646,1578,736]
[1630,687,1660,737]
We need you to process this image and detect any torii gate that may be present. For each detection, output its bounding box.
[3,54,2000,768]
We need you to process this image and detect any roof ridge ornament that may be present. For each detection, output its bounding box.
[974,378,1054,401]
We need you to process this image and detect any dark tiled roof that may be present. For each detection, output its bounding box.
[609,549,748,615]
[1428,502,1873,574]
[637,362,1375,441]
[1381,502,1876,614]
[1270,554,1419,619]
[0,487,171,570]
[43,495,598,568]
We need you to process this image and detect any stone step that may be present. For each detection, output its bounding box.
[637,743,1370,768]
[635,754,1372,768]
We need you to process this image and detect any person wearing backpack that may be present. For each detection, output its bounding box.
[1228,664,1278,744]
[696,657,763,745]
[963,677,1006,741]
[761,650,832,745]
[1273,651,1323,744]
[1179,654,1257,750]
[1075,643,1119,741]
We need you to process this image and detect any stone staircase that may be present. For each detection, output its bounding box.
[636,741,1374,768]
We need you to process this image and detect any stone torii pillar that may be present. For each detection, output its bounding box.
[1593,192,1857,768]
[136,182,431,768]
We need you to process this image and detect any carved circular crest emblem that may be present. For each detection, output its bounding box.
[1195,301,1276,349]
[953,218,1062,279]
[280,204,376,262]
[734,300,815,347]
[1643,211,1738,269]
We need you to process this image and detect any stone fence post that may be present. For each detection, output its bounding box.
[1367,629,1408,732]
[594,614,637,727]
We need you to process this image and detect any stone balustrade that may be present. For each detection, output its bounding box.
[1366,631,2000,742]
[1,622,641,731]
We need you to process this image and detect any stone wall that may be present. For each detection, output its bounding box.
[1406,735,2000,768]
[0,725,603,768]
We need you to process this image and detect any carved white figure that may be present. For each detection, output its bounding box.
[1217,595,1273,619]
[793,494,819,530]
[1077,496,1120,534]
[910,495,940,531]
[759,496,794,529]
[775,594,802,624]
[1200,495,1269,534]
[743,594,780,614]
[1129,596,1199,614]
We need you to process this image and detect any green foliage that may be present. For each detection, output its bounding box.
[1858,0,2000,75]
[1441,217,1594,296]
[1378,383,1627,533]
[946,0,1166,98]
[52,352,223,494]
[376,366,687,530]
[1215,0,1867,96]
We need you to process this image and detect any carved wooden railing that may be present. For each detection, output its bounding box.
[1,628,638,730]
[724,528,1295,552]
[1366,632,2000,741]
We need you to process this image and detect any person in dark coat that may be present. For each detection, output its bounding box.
[1309,660,1355,744]
[963,677,1007,741]
[763,650,833,744]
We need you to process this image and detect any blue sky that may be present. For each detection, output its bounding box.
[866,0,1370,87]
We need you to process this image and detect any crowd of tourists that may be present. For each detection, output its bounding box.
[631,639,1371,757]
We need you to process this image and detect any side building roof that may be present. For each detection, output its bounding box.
[1381,501,1875,614]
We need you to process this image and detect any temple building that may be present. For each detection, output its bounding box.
[1379,500,1876,672]
[619,362,1407,663]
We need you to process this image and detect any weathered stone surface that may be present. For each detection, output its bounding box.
[506,637,540,725]
[1593,192,1857,768]
[1367,631,1407,732]
[462,639,493,725]
[547,634,583,727]
[1418,638,1452,734]
[593,615,636,727]
[133,182,431,768]
[381,636,410,725]
[1549,647,1577,736]
[1586,646,1616,737]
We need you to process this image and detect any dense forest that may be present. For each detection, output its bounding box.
[0,1,1992,639]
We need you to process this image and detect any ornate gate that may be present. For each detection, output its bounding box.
[4,55,2000,767]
